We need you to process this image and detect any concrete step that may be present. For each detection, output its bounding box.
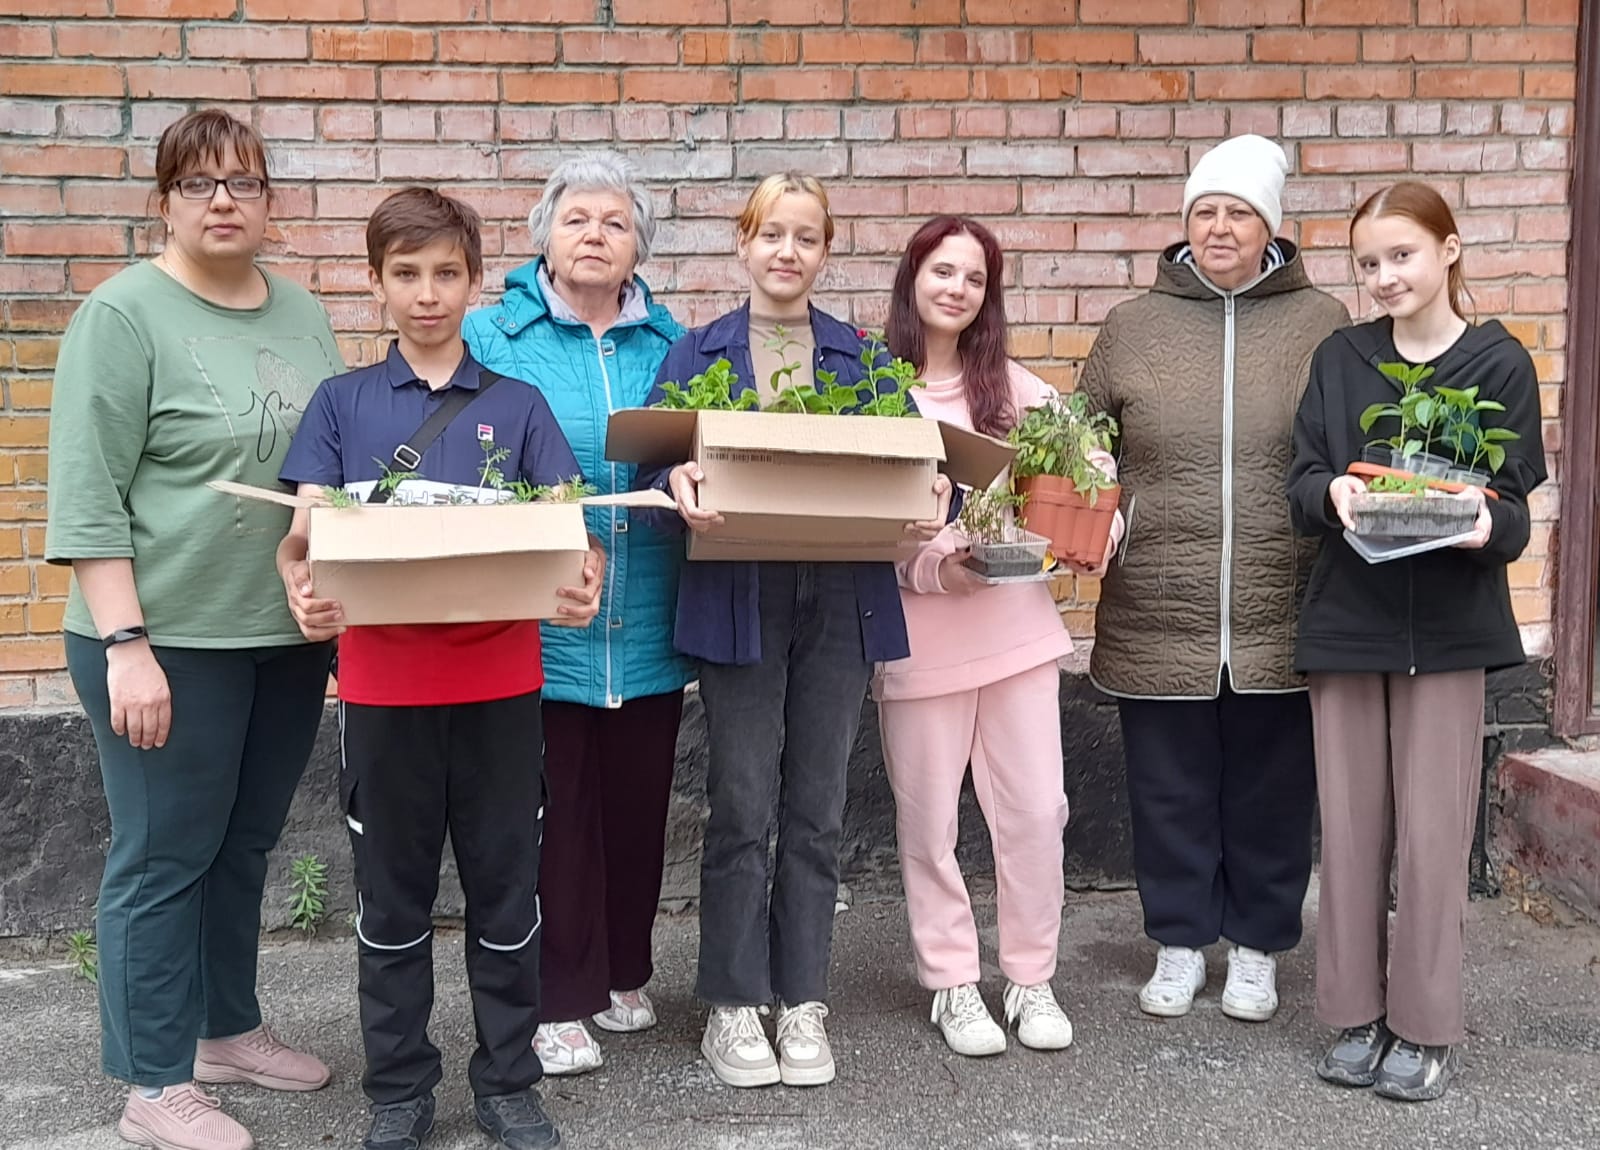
[1495,748,1600,921]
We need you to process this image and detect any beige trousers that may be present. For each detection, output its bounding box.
[1308,668,1486,1046]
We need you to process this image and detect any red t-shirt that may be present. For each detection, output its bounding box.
[336,622,543,707]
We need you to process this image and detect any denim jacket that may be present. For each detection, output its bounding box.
[636,302,912,667]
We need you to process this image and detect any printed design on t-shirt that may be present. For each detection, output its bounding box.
[244,348,320,463]
[185,335,340,534]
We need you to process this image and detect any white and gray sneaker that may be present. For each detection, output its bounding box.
[775,1001,835,1087]
[593,987,657,1033]
[1003,981,1074,1051]
[1138,945,1207,1017]
[532,1019,604,1076]
[931,984,1006,1057]
[1220,945,1279,1022]
[702,1006,780,1088]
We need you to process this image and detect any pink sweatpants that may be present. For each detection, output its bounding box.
[879,661,1069,990]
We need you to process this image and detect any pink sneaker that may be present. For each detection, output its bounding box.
[118,1084,253,1150]
[193,1025,330,1092]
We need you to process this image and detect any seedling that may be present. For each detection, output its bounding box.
[956,485,1049,578]
[373,458,421,498]
[66,929,97,984]
[1432,384,1519,475]
[478,441,512,492]
[1009,392,1119,503]
[322,486,356,508]
[287,853,329,936]
[956,484,1026,544]
[1366,472,1432,496]
[655,359,760,411]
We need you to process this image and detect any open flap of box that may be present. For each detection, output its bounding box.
[579,489,677,510]
[605,407,698,467]
[936,423,1016,490]
[208,479,323,509]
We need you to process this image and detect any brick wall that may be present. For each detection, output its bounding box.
[0,0,1580,709]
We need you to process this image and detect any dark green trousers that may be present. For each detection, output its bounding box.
[67,633,332,1087]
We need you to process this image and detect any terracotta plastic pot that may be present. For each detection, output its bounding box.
[1015,475,1122,568]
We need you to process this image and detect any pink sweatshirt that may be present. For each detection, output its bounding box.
[874,362,1089,703]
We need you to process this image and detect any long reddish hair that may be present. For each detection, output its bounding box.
[887,216,1014,438]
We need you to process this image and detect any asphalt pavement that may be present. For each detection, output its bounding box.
[2,881,1598,1150]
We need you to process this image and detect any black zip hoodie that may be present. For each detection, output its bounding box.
[1287,316,1547,674]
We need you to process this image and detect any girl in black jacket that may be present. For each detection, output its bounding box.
[1288,181,1546,1102]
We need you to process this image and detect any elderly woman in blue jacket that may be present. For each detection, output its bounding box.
[640,172,950,1091]
[464,152,691,1077]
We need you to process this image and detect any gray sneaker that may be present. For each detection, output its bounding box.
[1317,1019,1393,1087]
[775,1001,835,1087]
[702,1006,780,1088]
[1373,1039,1454,1102]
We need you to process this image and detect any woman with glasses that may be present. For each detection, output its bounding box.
[45,110,346,1150]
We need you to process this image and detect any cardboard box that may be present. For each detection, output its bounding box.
[604,409,1016,561]
[209,480,675,626]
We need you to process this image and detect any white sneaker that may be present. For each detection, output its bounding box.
[931,984,1006,1057]
[1138,945,1207,1017]
[1002,981,1074,1051]
[775,1001,835,1087]
[1220,945,1279,1022]
[532,1020,604,1076]
[592,987,657,1033]
[702,1006,780,1088]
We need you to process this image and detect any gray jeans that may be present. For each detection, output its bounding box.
[695,562,873,1006]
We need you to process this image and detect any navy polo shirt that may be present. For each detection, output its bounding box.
[282,342,580,494]
[280,342,584,710]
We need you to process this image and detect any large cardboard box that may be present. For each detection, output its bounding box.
[604,409,1015,561]
[210,480,674,626]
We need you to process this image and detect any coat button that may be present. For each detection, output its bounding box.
[863,610,874,619]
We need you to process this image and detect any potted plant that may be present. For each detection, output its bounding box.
[954,484,1052,579]
[1433,384,1520,487]
[1008,391,1121,567]
[1359,362,1452,477]
[1348,471,1481,539]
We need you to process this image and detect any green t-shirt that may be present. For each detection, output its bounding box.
[45,260,347,647]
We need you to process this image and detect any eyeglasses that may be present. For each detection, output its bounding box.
[173,175,266,201]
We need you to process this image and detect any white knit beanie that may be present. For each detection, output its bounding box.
[1183,134,1289,234]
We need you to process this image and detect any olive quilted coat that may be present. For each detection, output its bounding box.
[1077,242,1349,699]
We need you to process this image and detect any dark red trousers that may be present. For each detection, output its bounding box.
[537,690,685,1023]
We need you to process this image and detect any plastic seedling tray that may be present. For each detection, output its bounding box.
[1343,528,1481,564]
[1349,491,1479,539]
[962,528,1053,580]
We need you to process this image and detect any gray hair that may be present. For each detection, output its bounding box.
[527,152,657,263]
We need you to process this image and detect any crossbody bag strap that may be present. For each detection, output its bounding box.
[366,370,508,504]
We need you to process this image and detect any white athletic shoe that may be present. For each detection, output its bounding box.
[1220,946,1278,1022]
[931,984,1006,1057]
[1003,981,1074,1051]
[532,1020,603,1076]
[1138,945,1207,1017]
[592,987,657,1033]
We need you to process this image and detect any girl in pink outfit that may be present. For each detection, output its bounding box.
[875,217,1120,1058]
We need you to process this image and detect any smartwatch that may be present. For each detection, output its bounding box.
[102,626,148,650]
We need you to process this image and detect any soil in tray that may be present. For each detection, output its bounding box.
[963,556,1046,578]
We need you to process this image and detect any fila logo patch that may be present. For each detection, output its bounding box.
[477,424,494,442]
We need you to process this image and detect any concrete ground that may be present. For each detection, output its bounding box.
[3,883,1598,1150]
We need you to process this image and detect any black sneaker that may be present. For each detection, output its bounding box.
[475,1089,562,1150]
[364,1094,435,1150]
[1373,1039,1455,1102]
[1317,1018,1394,1087]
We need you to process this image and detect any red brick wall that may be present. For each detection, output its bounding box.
[0,0,1580,707]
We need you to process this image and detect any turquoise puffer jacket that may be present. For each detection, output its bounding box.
[464,259,693,709]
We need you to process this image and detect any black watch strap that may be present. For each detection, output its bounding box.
[102,626,148,649]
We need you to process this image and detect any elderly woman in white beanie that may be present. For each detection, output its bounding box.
[1077,135,1348,1020]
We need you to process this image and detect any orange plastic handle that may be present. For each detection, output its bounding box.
[1346,461,1500,500]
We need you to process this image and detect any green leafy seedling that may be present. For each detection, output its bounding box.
[655,359,760,411]
[322,486,355,509]
[66,929,97,984]
[373,458,421,498]
[287,854,329,936]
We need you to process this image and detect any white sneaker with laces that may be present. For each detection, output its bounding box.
[931,984,1006,1057]
[702,1006,780,1088]
[1220,945,1278,1022]
[592,987,657,1033]
[775,1001,835,1086]
[1003,981,1073,1051]
[532,1019,604,1076]
[1138,945,1207,1017]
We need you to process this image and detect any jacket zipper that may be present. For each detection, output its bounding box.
[594,334,623,709]
[1218,293,1237,691]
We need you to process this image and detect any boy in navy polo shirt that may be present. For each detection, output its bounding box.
[277,187,601,1150]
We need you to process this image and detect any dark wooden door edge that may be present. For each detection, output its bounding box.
[1554,0,1600,735]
